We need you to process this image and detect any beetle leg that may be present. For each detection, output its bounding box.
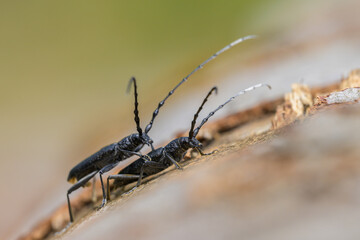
[165,151,183,170]
[91,176,97,203]
[106,174,141,200]
[136,161,167,187]
[98,173,107,208]
[67,171,98,222]
[196,147,218,156]
[134,144,145,153]
[116,147,151,161]
[98,163,119,208]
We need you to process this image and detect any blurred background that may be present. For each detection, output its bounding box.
[1,0,359,239]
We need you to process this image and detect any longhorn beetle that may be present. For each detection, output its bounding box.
[106,83,271,199]
[66,35,255,222]
[66,77,154,222]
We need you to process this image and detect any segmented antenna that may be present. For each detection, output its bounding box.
[127,77,143,136]
[192,83,271,137]
[189,87,218,139]
[144,35,256,134]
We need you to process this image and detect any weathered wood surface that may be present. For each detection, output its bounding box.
[12,1,360,238]
[19,70,360,240]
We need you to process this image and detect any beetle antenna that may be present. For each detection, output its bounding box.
[144,35,256,134]
[193,83,271,137]
[127,77,143,136]
[189,87,218,138]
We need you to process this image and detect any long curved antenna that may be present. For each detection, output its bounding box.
[144,35,257,134]
[192,83,271,137]
[127,77,143,136]
[189,87,218,138]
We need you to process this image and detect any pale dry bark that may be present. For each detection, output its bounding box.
[19,70,360,240]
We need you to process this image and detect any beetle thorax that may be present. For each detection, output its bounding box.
[178,137,202,149]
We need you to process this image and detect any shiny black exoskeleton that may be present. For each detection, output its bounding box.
[106,83,271,199]
[66,77,157,222]
[107,137,205,189]
[67,133,151,183]
[67,36,256,223]
[106,87,217,192]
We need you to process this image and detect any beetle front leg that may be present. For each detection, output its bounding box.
[196,147,218,156]
[115,147,151,161]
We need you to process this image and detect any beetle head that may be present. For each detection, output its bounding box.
[140,132,154,150]
[179,137,202,150]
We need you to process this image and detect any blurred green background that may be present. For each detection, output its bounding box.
[1,0,293,189]
[1,0,297,118]
[4,0,356,238]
